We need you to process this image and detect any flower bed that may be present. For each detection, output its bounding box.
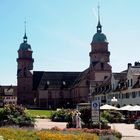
[0,127,122,140]
[38,131,99,140]
[0,127,99,140]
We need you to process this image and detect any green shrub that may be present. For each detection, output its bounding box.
[66,108,110,129]
[79,107,91,125]
[79,107,110,129]
[135,119,140,130]
[0,104,35,127]
[101,110,125,123]
[51,109,72,122]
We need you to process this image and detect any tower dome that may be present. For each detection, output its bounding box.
[91,4,107,44]
[91,21,107,44]
[92,32,107,43]
[19,33,31,51]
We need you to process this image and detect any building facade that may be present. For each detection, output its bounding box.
[0,85,17,106]
[94,62,140,107]
[16,12,140,109]
[16,16,112,108]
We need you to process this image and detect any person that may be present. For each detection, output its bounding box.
[75,112,82,128]
[72,111,76,128]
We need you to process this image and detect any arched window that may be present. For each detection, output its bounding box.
[101,63,104,70]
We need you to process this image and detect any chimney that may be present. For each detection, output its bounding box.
[134,61,140,66]
[128,63,132,69]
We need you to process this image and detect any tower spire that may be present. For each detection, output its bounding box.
[23,20,27,43]
[97,1,102,33]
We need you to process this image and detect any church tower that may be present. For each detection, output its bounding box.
[89,5,111,86]
[17,26,34,105]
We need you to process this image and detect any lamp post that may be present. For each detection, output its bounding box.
[111,96,118,106]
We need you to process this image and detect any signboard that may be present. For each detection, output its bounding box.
[91,101,100,122]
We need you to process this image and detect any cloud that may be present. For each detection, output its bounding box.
[92,7,98,21]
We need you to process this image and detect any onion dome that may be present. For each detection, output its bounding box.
[19,33,32,51]
[91,21,107,44]
[91,4,107,44]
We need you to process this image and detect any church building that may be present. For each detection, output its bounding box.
[16,12,112,109]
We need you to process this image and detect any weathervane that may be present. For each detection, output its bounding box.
[24,19,26,35]
[98,0,100,23]
[23,18,27,42]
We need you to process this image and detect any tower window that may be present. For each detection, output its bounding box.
[23,87,26,91]
[23,67,26,77]
[101,63,104,70]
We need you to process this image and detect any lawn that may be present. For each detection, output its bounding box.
[27,109,53,118]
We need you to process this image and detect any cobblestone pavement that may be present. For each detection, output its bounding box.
[122,137,140,140]
[109,123,140,140]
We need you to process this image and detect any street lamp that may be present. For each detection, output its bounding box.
[111,96,118,106]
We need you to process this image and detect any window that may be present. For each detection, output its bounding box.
[101,63,104,70]
[139,79,140,85]
[127,80,129,87]
[135,92,138,97]
[95,88,97,93]
[102,86,105,91]
[23,87,26,91]
[131,79,133,86]
[118,93,121,99]
[129,92,131,98]
[122,94,126,99]
[48,91,52,98]
[132,92,136,98]
[126,93,129,98]
[139,91,140,97]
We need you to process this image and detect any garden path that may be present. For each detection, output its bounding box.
[35,119,67,129]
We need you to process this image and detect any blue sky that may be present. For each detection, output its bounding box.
[0,0,140,85]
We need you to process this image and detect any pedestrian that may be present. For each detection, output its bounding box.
[75,112,82,128]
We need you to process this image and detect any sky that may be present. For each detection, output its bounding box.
[0,0,140,85]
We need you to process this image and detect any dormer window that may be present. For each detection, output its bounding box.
[47,81,50,85]
[63,81,66,85]
[139,79,140,85]
[118,83,121,88]
[127,80,129,87]
[112,84,114,90]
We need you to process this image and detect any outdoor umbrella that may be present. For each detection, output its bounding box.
[100,104,118,110]
[119,105,133,111]
[129,105,140,111]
